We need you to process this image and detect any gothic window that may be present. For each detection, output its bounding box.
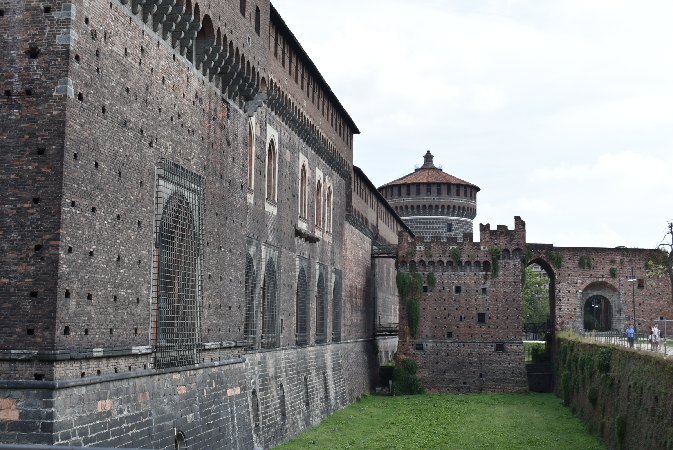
[315,269,327,344]
[299,164,307,219]
[332,270,342,342]
[325,186,332,233]
[315,180,322,228]
[254,6,260,35]
[152,161,203,369]
[244,253,257,348]
[261,257,278,348]
[266,139,277,202]
[296,266,309,346]
[247,121,254,190]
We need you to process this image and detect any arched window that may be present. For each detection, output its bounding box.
[254,6,260,35]
[261,258,278,348]
[296,267,309,346]
[156,193,200,368]
[315,269,327,344]
[239,0,246,16]
[299,164,307,219]
[332,269,342,342]
[315,180,322,228]
[244,253,256,348]
[247,121,254,190]
[326,186,332,232]
[266,140,277,202]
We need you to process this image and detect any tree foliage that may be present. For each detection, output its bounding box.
[521,265,550,324]
[646,224,673,305]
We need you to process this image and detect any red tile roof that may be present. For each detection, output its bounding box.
[380,168,480,190]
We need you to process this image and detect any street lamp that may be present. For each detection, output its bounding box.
[628,267,637,334]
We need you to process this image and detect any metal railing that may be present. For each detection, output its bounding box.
[580,330,671,356]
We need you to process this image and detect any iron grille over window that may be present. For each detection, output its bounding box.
[296,257,310,346]
[261,247,279,349]
[332,269,342,342]
[244,239,262,349]
[152,160,204,369]
[315,264,327,344]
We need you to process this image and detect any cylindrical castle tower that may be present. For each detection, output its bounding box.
[378,151,479,239]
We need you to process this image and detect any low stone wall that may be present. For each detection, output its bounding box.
[556,336,673,450]
[0,341,375,449]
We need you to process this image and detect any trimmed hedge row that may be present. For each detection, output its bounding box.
[556,336,673,449]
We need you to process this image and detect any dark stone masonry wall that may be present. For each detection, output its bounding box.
[0,342,373,448]
[0,0,384,447]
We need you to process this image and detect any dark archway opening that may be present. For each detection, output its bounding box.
[583,295,612,331]
[524,257,556,392]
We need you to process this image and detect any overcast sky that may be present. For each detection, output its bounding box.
[272,0,673,249]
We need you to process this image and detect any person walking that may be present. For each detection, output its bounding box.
[652,324,661,352]
[626,323,635,348]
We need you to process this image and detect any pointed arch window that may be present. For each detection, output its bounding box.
[247,121,254,190]
[299,164,308,219]
[315,180,322,228]
[266,140,277,203]
[254,6,261,35]
[325,186,332,233]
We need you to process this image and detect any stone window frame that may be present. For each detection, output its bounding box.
[265,125,279,214]
[314,168,324,232]
[298,153,309,228]
[247,117,256,204]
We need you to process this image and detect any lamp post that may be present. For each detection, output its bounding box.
[628,267,637,335]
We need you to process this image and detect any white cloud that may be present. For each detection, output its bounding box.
[272,0,673,248]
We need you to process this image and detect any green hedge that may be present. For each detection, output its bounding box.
[556,336,673,449]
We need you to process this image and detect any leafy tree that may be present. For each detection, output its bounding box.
[522,265,550,324]
[646,223,673,304]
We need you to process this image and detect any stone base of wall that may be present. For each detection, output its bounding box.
[410,341,528,393]
[0,341,376,449]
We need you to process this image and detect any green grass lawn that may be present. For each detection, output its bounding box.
[276,393,603,450]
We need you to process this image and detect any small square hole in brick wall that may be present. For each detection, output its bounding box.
[446,331,453,339]
[87,293,92,300]
[495,343,505,352]
[73,152,77,159]
[74,54,80,63]
[67,246,73,253]
[32,197,40,204]
[91,207,96,213]
[84,328,88,335]
[26,328,34,335]
[37,147,45,155]
[423,285,428,293]
[80,372,85,378]
[63,326,70,335]
[34,373,44,380]
[89,250,94,256]
[637,278,644,289]
[415,343,425,351]
[477,313,486,324]
[482,287,487,295]
[94,161,98,168]
[25,88,32,96]
[84,16,89,24]
[0,9,4,16]
[77,92,83,101]
[479,373,483,378]
[109,328,113,335]
[64,289,70,298]
[96,370,101,375]
[134,327,138,335]
[30,291,38,298]
[454,286,462,294]
[34,244,42,251]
